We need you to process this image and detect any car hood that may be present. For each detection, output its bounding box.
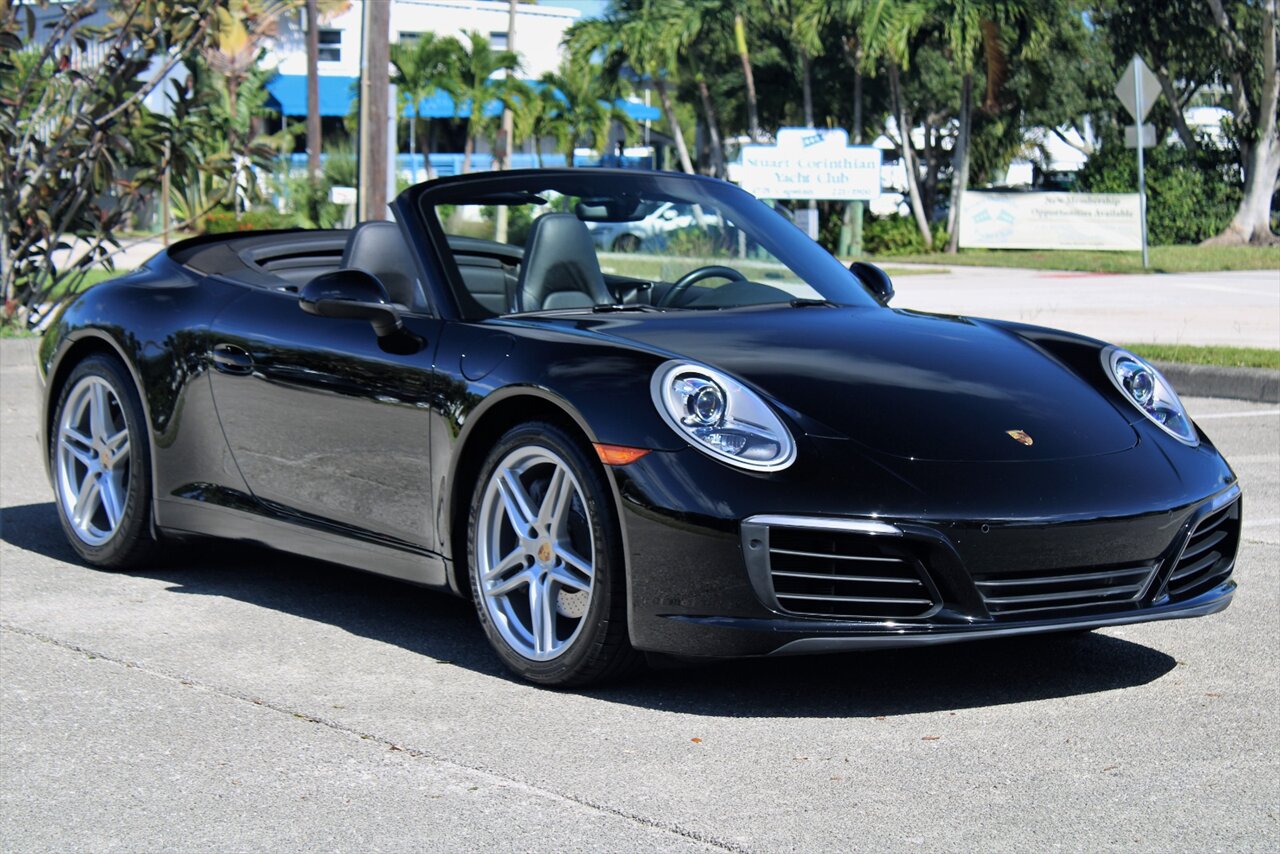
[566,306,1138,462]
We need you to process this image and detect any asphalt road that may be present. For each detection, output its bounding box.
[1,338,1277,852]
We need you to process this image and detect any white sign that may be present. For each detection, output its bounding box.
[1115,56,1161,123]
[329,186,357,205]
[958,191,1142,252]
[738,128,881,201]
[1125,123,1157,148]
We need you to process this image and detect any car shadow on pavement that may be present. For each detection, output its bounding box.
[3,501,1178,717]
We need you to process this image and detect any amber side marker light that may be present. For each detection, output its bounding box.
[593,443,651,465]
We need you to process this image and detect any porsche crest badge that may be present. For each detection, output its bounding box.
[1006,429,1034,446]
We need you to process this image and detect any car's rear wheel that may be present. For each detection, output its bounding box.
[50,355,157,569]
[468,422,641,686]
[612,233,640,253]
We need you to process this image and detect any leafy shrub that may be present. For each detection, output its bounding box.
[862,213,949,255]
[1077,139,1241,245]
[205,209,298,234]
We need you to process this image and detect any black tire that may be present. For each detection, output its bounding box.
[467,421,643,687]
[49,354,159,569]
[612,233,641,253]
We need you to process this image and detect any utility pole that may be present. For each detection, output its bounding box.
[358,0,391,222]
[305,0,322,221]
[494,0,518,244]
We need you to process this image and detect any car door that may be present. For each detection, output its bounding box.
[206,285,444,551]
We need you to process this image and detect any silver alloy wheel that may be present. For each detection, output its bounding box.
[476,446,595,661]
[55,375,132,547]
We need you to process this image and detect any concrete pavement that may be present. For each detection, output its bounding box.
[891,266,1279,349]
[2,337,1278,851]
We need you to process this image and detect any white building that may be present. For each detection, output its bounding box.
[263,0,584,125]
[267,0,582,82]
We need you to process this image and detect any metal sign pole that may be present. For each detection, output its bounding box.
[1133,56,1149,269]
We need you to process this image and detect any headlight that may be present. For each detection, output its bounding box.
[1103,347,1197,445]
[651,361,796,471]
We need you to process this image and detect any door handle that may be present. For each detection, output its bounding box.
[210,343,254,375]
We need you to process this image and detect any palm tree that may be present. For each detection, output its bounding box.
[511,82,567,167]
[538,59,632,167]
[733,9,762,141]
[201,0,293,216]
[664,0,737,177]
[929,0,1044,252]
[303,1,350,219]
[568,5,696,174]
[391,32,462,181]
[453,31,521,174]
[768,0,830,129]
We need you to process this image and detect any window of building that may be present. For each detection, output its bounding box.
[318,29,341,62]
[398,31,420,45]
[489,31,508,50]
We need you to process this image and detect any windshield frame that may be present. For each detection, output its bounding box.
[404,168,880,320]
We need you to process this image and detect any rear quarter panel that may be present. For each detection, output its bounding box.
[39,254,249,502]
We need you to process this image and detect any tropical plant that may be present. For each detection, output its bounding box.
[169,59,291,226]
[0,0,219,328]
[511,77,569,166]
[391,31,462,181]
[537,58,633,166]
[567,3,697,174]
[453,31,521,173]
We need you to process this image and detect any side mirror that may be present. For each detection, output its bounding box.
[850,261,894,305]
[299,269,403,338]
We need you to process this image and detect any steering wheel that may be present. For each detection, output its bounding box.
[657,265,747,308]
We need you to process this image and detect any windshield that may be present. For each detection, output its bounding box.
[415,170,878,318]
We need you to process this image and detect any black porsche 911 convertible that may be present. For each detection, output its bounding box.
[37,169,1240,685]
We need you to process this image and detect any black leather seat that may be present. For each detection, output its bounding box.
[516,214,611,311]
[342,221,422,308]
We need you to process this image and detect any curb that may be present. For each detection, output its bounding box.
[1155,361,1280,404]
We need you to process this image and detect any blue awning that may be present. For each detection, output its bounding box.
[404,92,658,121]
[265,74,358,117]
[267,73,662,123]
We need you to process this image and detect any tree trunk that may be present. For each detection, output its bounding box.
[407,111,417,183]
[463,133,474,174]
[1155,67,1198,156]
[1204,138,1280,244]
[425,121,437,180]
[1205,0,1279,243]
[800,49,814,128]
[305,0,322,219]
[889,63,933,250]
[695,76,726,178]
[735,14,761,140]
[946,73,973,253]
[654,78,695,174]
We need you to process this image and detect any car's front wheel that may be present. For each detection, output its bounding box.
[467,422,640,686]
[50,354,158,568]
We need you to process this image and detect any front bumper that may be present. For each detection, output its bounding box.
[611,438,1240,658]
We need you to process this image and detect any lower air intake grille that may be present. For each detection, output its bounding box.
[1165,499,1240,600]
[973,562,1159,618]
[764,526,939,619]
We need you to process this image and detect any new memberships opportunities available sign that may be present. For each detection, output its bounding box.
[958,191,1143,251]
[738,128,881,201]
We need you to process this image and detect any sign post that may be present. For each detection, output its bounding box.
[1114,55,1161,269]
